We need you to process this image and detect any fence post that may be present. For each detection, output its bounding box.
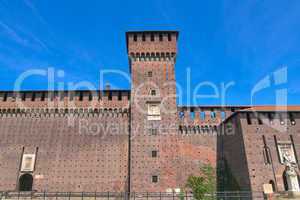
[160,192,162,200]
[69,192,71,200]
[147,192,149,200]
[173,191,175,200]
[81,192,84,200]
[107,191,110,200]
[44,191,46,200]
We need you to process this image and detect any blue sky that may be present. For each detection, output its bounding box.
[0,0,299,105]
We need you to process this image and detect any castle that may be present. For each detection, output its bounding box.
[0,31,299,197]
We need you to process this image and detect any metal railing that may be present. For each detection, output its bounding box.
[0,191,264,200]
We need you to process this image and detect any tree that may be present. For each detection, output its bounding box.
[186,164,216,200]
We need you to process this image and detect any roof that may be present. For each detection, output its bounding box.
[219,105,300,125]
[240,105,300,112]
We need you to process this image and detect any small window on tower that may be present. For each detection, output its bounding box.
[148,71,152,77]
[151,150,158,157]
[152,175,158,183]
[150,90,156,96]
[149,128,158,135]
[133,34,137,41]
[142,34,146,41]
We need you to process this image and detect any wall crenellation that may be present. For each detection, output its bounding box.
[0,90,130,109]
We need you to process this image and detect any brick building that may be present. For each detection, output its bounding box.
[0,31,299,196]
[218,106,300,194]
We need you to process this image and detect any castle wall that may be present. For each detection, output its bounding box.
[0,109,129,192]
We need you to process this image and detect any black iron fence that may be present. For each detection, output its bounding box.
[0,191,264,200]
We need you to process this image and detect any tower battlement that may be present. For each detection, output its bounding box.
[126,31,178,57]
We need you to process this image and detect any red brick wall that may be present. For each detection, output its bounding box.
[0,108,129,192]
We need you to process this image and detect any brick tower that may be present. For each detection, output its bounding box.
[126,31,180,192]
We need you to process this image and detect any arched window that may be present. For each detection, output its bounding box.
[19,173,33,191]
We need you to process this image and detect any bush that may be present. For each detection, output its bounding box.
[186,164,216,200]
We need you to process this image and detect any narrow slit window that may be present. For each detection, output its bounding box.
[108,91,112,100]
[168,33,172,41]
[151,34,155,41]
[279,114,285,125]
[258,114,263,125]
[289,113,296,125]
[159,34,163,41]
[31,93,36,101]
[268,112,274,124]
[246,113,252,125]
[41,93,45,101]
[79,92,83,101]
[262,136,271,165]
[118,92,122,101]
[22,93,26,101]
[3,93,7,102]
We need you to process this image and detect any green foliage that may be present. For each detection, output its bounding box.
[179,191,185,200]
[186,164,216,200]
